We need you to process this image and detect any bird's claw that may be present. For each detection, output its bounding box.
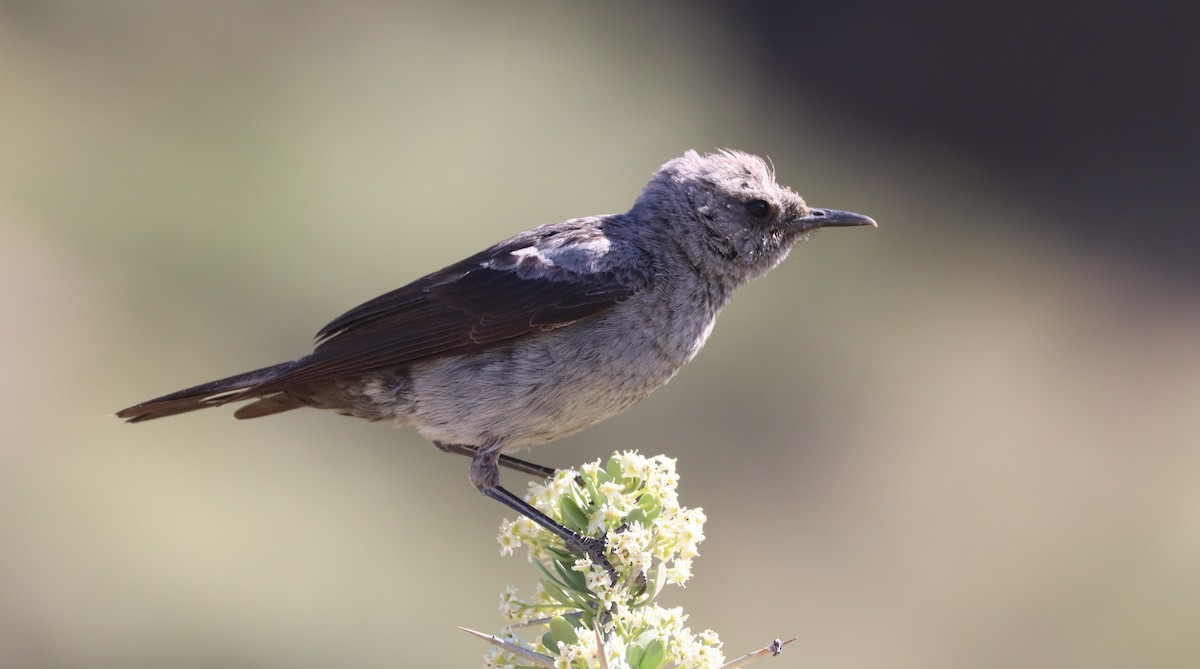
[568,529,650,590]
[568,533,619,585]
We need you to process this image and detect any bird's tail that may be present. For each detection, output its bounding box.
[116,361,299,423]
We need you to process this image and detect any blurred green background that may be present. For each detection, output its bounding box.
[2,2,1198,668]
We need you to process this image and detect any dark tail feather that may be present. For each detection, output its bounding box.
[233,395,305,420]
[116,361,298,423]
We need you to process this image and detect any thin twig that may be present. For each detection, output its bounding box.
[594,622,610,669]
[721,637,798,669]
[458,626,556,668]
[513,611,585,628]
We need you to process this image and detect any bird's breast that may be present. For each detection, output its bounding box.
[393,292,720,449]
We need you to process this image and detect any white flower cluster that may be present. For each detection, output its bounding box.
[488,451,721,669]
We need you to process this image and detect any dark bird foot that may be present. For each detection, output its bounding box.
[566,532,618,585]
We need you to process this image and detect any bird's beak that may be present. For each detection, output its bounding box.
[792,208,878,232]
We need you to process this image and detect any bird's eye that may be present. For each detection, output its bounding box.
[745,199,773,220]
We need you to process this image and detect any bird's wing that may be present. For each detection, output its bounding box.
[253,221,651,390]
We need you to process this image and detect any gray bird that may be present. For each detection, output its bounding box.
[117,149,875,566]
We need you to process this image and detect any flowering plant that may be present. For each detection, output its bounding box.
[462,451,793,669]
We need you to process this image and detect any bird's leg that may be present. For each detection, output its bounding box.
[433,441,557,479]
[469,441,616,582]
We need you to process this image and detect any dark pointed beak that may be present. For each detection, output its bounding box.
[793,208,877,232]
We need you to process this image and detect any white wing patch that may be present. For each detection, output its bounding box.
[543,235,612,273]
[480,235,614,276]
[480,245,554,272]
[511,245,554,265]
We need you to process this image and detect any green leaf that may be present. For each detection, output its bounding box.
[574,483,596,515]
[537,559,591,608]
[549,616,579,646]
[552,554,588,593]
[624,508,647,527]
[535,558,565,589]
[649,560,667,601]
[639,639,665,669]
[606,455,622,480]
[541,631,558,654]
[559,496,589,533]
[627,643,644,669]
[583,474,605,507]
[637,494,662,523]
[540,579,576,607]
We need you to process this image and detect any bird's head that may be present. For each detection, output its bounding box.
[633,149,876,285]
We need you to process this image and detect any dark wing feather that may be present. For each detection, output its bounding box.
[250,228,649,392]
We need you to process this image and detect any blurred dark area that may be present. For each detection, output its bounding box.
[718,0,1200,277]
